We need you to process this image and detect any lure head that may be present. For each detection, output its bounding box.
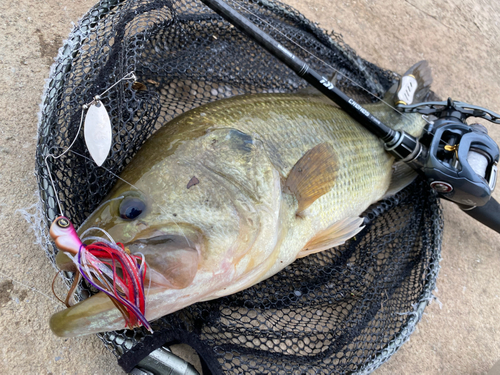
[50,216,83,257]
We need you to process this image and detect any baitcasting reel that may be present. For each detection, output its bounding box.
[399,98,499,209]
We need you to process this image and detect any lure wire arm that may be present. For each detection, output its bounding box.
[44,72,137,217]
[45,72,154,332]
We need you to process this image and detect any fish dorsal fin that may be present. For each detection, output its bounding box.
[381,161,418,200]
[297,216,365,259]
[284,143,339,214]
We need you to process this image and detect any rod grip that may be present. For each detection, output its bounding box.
[462,197,500,234]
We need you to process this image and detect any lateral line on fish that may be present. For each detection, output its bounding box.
[227,0,405,116]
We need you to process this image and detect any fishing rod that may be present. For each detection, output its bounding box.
[200,0,500,234]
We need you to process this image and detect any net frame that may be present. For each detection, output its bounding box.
[35,0,443,373]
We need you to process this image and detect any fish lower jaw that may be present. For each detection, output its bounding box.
[49,284,209,337]
[49,292,127,337]
[48,287,168,337]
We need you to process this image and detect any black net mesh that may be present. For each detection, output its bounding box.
[35,0,443,373]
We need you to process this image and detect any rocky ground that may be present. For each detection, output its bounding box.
[0,0,498,374]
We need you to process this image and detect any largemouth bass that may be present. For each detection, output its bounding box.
[50,62,432,337]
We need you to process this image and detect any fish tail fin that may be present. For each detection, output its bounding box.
[384,60,433,106]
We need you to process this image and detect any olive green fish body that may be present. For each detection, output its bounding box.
[50,65,431,337]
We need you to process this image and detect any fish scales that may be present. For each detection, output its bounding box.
[176,94,395,224]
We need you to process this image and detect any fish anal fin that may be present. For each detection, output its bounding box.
[285,143,339,214]
[297,217,365,259]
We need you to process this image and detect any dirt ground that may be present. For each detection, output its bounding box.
[0,0,499,374]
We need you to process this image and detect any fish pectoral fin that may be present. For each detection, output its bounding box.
[284,143,339,214]
[381,161,418,200]
[297,216,365,259]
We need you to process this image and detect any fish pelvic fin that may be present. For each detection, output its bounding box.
[297,216,365,259]
[284,143,339,215]
[385,60,433,106]
[381,161,418,200]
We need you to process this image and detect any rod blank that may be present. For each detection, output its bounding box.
[200,0,397,142]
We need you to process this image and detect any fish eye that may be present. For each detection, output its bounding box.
[119,196,146,220]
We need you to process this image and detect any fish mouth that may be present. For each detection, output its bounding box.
[50,230,202,338]
[129,233,177,246]
[126,231,201,290]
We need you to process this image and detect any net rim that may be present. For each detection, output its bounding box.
[35,1,444,373]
